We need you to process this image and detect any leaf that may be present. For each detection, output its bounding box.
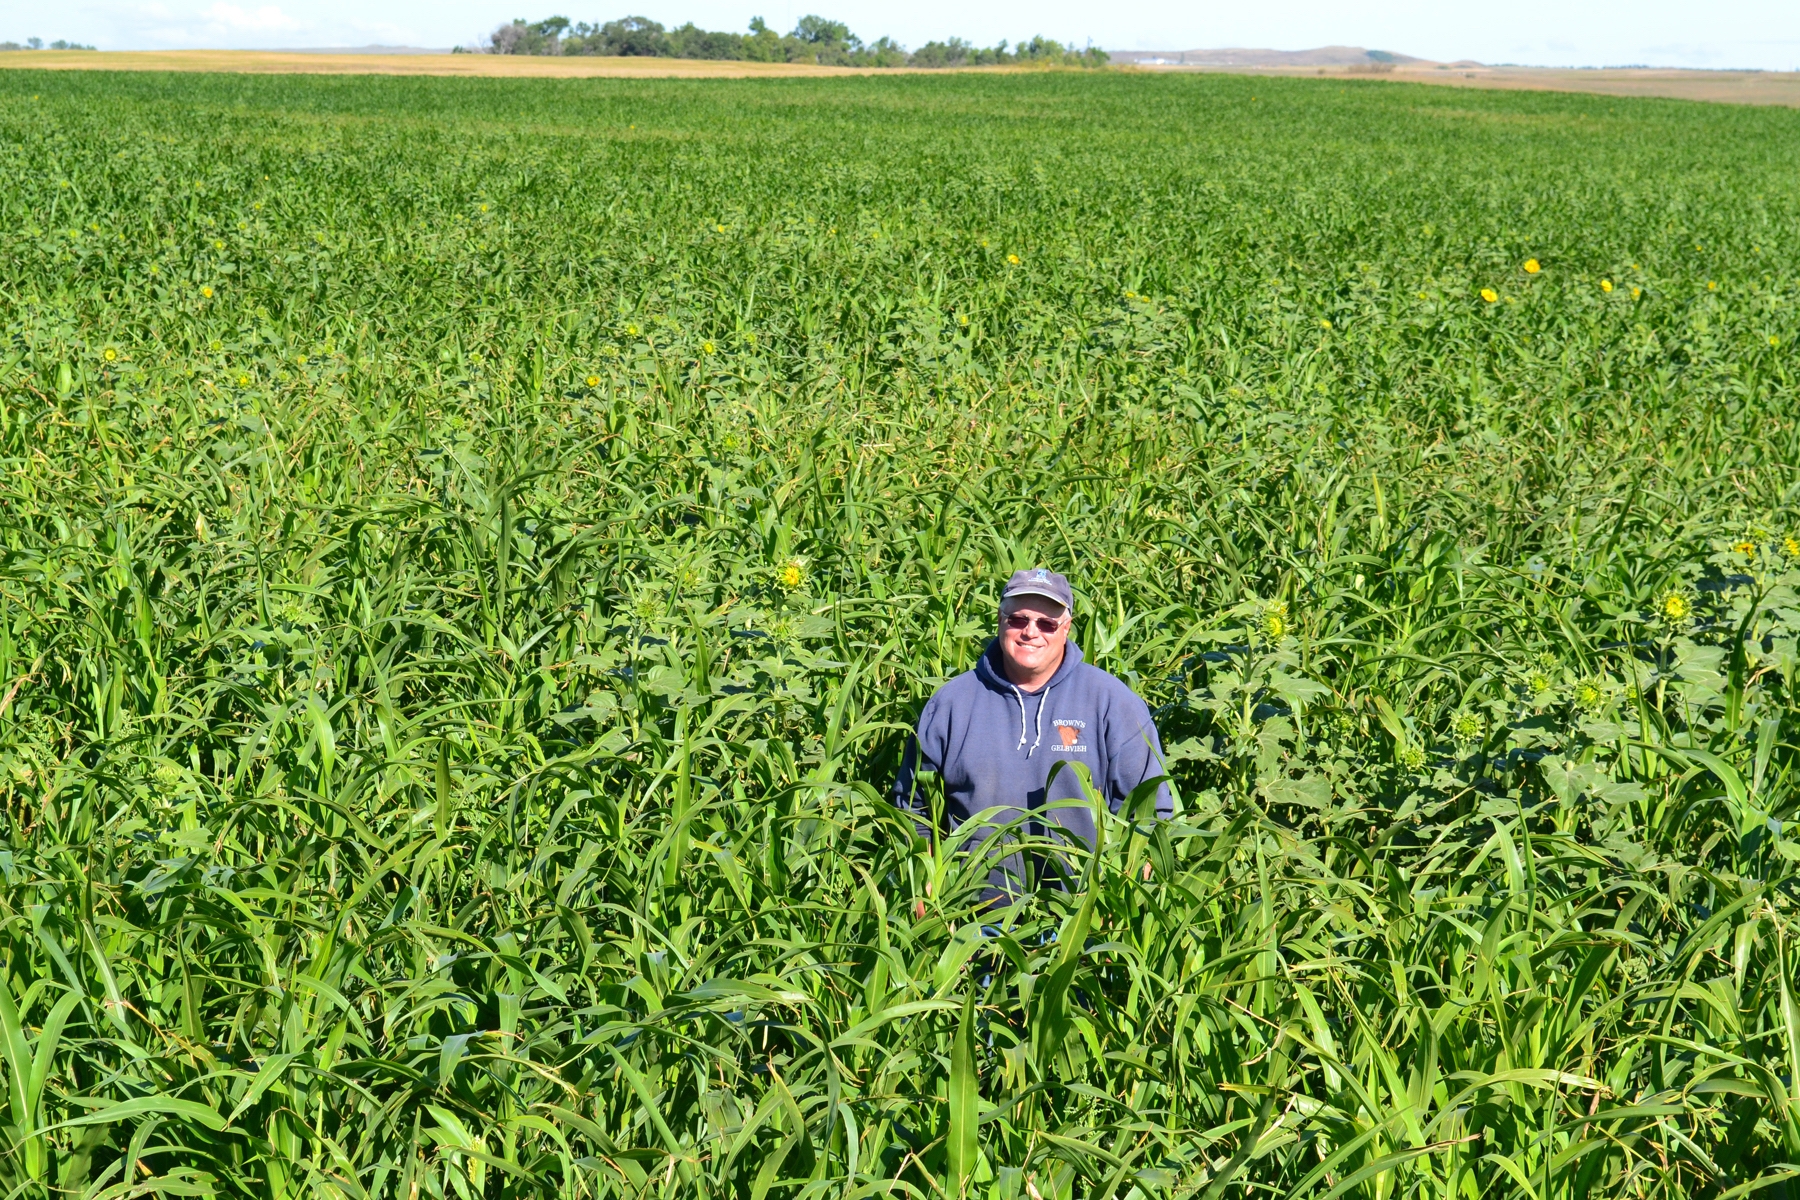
[947,990,978,1199]
[37,1095,228,1136]
[1261,773,1331,809]
[226,1053,295,1123]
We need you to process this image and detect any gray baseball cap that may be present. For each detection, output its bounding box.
[1002,567,1074,613]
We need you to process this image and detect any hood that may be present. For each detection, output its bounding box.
[975,637,1086,696]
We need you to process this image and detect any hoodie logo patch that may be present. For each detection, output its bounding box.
[1052,719,1088,753]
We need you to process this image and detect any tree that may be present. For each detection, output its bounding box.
[792,14,852,46]
[666,23,744,60]
[595,16,668,56]
[908,37,971,68]
[487,16,568,54]
[742,17,785,62]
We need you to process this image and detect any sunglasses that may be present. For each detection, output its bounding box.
[1004,614,1065,634]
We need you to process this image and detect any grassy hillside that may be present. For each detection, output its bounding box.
[2,67,1799,1198]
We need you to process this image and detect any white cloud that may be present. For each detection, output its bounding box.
[200,2,299,31]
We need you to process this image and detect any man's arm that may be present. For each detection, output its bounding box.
[893,733,925,814]
[1105,692,1174,818]
[892,695,942,839]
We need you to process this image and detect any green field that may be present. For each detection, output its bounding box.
[2,67,1799,1198]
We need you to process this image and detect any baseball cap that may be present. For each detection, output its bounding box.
[1002,567,1074,613]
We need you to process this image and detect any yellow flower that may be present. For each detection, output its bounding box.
[1600,279,1613,292]
[479,203,489,212]
[1772,336,1782,347]
[296,354,308,365]
[1783,536,1800,556]
[625,323,640,336]
[701,341,715,354]
[1480,288,1498,303]
[1631,286,1642,299]
[714,223,726,233]
[1734,540,1756,557]
[1707,281,1717,291]
[213,239,224,250]
[1007,254,1021,265]
[777,559,805,590]
[236,374,250,386]
[200,286,214,298]
[1657,591,1693,625]
[1523,259,1541,273]
[102,348,117,362]
[1262,601,1288,640]
[585,374,600,388]
[1319,318,1332,328]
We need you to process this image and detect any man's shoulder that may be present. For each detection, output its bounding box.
[1070,661,1152,712]
[927,664,991,705]
[928,662,1000,719]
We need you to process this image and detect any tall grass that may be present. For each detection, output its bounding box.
[1,67,1799,1198]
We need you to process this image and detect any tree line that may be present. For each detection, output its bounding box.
[0,37,96,50]
[472,14,1109,67]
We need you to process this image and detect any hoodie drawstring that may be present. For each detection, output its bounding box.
[1010,684,1048,757]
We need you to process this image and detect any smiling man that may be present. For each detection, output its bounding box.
[894,568,1172,888]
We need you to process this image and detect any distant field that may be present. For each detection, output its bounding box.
[5,48,1800,105]
[3,67,1800,1199]
[1158,61,1800,108]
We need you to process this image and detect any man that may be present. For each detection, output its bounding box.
[894,568,1172,887]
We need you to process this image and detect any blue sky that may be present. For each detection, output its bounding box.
[12,0,1800,70]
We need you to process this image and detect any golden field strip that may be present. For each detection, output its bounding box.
[2,48,1799,105]
[0,48,878,78]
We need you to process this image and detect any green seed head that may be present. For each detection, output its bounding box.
[1656,590,1693,626]
[1261,600,1288,641]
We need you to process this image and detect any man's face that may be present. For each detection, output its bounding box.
[998,598,1070,678]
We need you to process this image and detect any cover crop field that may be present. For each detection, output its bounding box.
[2,67,1799,1199]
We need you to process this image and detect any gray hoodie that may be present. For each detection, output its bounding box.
[894,639,1172,858]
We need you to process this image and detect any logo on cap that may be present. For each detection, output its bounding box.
[1032,569,1049,581]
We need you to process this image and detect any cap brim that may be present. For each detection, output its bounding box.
[1002,587,1071,609]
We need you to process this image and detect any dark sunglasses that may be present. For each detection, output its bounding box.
[1004,614,1064,634]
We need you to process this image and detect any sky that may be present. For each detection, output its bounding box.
[10,0,1800,71]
